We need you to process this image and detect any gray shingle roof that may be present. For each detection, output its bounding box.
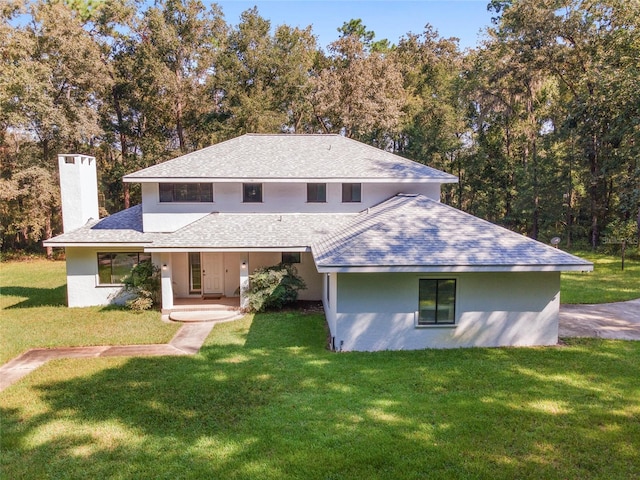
[148,212,356,250]
[312,195,593,272]
[45,195,593,273]
[123,134,458,183]
[43,205,160,245]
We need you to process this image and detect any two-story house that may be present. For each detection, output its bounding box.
[45,134,592,351]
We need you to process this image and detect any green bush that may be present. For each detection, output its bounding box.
[122,260,161,311]
[244,263,306,312]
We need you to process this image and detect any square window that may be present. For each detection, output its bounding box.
[342,183,361,202]
[307,183,327,203]
[282,252,301,264]
[243,183,263,203]
[418,279,456,325]
[97,252,151,285]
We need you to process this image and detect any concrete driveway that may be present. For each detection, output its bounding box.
[559,298,640,340]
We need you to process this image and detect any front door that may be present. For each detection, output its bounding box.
[202,253,224,295]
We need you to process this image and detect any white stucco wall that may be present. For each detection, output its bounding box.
[247,251,322,301]
[65,247,129,307]
[141,182,442,232]
[330,271,560,351]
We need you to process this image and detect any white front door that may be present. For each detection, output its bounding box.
[202,253,224,295]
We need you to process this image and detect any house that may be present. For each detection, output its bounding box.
[44,134,592,351]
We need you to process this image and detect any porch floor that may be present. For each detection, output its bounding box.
[170,296,240,310]
[163,297,243,323]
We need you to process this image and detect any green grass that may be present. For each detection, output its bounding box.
[561,249,640,304]
[0,259,179,363]
[1,313,639,479]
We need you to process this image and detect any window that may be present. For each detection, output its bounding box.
[418,279,456,325]
[97,252,151,284]
[189,252,202,293]
[282,252,301,264]
[159,183,213,202]
[243,183,262,203]
[342,183,361,202]
[307,183,327,203]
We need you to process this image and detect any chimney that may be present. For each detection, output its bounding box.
[58,154,99,232]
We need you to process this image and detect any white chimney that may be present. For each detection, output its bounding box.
[58,154,99,232]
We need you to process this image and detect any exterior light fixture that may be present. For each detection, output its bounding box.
[241,261,247,269]
[162,264,168,270]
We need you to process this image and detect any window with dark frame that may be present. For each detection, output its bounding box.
[243,183,263,203]
[307,183,327,203]
[281,252,301,264]
[342,183,362,202]
[418,279,456,325]
[159,183,213,202]
[97,252,152,285]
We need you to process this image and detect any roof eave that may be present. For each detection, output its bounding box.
[123,176,459,184]
[43,241,153,248]
[314,264,594,273]
[144,246,311,253]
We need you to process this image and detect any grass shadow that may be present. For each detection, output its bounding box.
[2,285,67,308]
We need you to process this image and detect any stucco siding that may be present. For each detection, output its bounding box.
[65,247,126,307]
[333,272,560,351]
[246,251,322,301]
[141,182,442,232]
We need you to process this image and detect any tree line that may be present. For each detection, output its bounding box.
[1,0,638,256]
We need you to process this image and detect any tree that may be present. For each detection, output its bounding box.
[211,8,318,137]
[487,0,640,247]
[1,0,111,162]
[393,26,465,205]
[312,28,405,142]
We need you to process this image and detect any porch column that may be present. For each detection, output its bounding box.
[160,253,174,310]
[239,255,249,310]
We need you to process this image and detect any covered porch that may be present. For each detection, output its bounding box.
[154,250,324,313]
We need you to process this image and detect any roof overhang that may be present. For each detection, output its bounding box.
[43,241,153,248]
[123,176,459,184]
[315,264,594,273]
[144,246,311,253]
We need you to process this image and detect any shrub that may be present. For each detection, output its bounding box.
[122,260,161,311]
[244,263,306,312]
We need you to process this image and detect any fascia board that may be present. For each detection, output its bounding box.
[144,246,311,253]
[123,177,458,184]
[314,264,594,273]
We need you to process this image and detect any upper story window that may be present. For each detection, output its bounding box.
[159,183,213,203]
[342,183,362,203]
[243,183,263,203]
[417,279,456,326]
[307,183,327,203]
[282,252,301,264]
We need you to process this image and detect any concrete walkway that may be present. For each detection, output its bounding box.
[559,298,640,340]
[0,321,217,393]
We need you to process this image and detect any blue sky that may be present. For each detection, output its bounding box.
[216,0,494,50]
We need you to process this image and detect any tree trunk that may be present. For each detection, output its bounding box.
[112,86,130,209]
[45,213,53,259]
[589,133,599,250]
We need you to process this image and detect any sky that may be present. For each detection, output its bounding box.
[216,0,495,50]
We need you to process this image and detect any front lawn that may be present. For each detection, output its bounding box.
[0,259,179,363]
[561,249,640,304]
[1,312,639,479]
